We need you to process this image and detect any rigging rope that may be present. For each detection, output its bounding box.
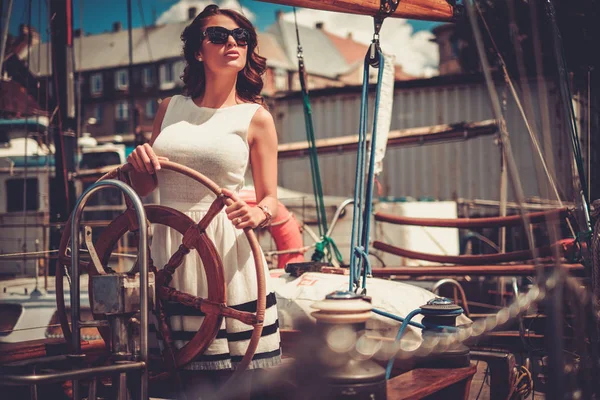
[475,3,565,208]
[544,0,591,226]
[348,1,397,292]
[292,8,343,265]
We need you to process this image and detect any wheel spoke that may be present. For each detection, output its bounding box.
[59,254,90,271]
[157,285,202,309]
[156,286,257,326]
[123,208,140,232]
[196,195,226,232]
[156,245,191,287]
[84,226,106,275]
[200,300,258,326]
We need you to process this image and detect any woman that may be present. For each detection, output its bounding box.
[127,4,281,395]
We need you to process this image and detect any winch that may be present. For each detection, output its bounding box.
[311,290,387,400]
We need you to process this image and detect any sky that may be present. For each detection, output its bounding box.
[7,0,443,76]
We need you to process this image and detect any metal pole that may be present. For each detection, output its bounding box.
[127,0,136,143]
[499,144,508,306]
[70,179,148,399]
[49,0,75,222]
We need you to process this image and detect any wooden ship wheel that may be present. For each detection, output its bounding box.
[54,161,267,374]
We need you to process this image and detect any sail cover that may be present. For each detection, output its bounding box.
[374,52,395,176]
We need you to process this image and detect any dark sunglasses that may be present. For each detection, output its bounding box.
[202,26,250,46]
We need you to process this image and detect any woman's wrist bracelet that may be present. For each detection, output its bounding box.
[256,205,273,228]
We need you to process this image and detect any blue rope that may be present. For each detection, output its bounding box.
[360,48,386,287]
[379,306,464,379]
[372,308,426,330]
[385,308,422,379]
[348,44,384,292]
[348,53,370,291]
[373,307,461,332]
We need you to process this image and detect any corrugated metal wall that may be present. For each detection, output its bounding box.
[271,79,575,202]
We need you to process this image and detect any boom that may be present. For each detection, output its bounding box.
[255,0,456,22]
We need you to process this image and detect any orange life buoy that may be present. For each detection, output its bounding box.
[239,189,305,269]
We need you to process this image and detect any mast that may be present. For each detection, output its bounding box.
[127,0,138,146]
[49,0,76,256]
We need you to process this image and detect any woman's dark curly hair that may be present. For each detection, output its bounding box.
[180,5,266,105]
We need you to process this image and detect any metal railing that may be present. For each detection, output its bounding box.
[1,179,150,400]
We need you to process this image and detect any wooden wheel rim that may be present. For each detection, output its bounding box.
[56,161,267,372]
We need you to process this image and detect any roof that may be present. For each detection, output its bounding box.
[323,30,416,81]
[267,19,350,79]
[256,32,294,70]
[21,21,291,77]
[18,17,413,82]
[23,22,185,76]
[323,31,368,65]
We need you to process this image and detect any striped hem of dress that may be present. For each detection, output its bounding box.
[183,348,282,371]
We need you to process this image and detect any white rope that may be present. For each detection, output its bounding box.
[0,323,63,335]
[264,245,313,257]
[0,249,59,258]
[0,248,137,259]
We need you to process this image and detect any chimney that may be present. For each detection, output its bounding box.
[315,22,324,30]
[346,32,353,40]
[188,7,197,20]
[276,10,284,21]
[112,22,122,32]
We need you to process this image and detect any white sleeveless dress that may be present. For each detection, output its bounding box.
[150,95,281,371]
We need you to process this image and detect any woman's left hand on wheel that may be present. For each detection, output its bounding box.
[222,188,265,229]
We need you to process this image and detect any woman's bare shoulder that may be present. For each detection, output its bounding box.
[248,105,277,146]
[158,97,173,114]
[149,97,174,145]
[251,105,274,127]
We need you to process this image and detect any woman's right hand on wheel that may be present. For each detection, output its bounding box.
[127,143,168,174]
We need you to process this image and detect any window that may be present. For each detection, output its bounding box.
[80,152,122,170]
[0,131,8,146]
[6,178,39,212]
[142,66,153,87]
[160,63,174,89]
[115,69,129,90]
[145,99,157,118]
[92,104,103,123]
[274,68,287,91]
[90,73,103,95]
[173,61,186,87]
[115,101,129,121]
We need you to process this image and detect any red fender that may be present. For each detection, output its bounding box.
[239,189,305,269]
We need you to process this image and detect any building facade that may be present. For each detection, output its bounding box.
[12,7,415,142]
